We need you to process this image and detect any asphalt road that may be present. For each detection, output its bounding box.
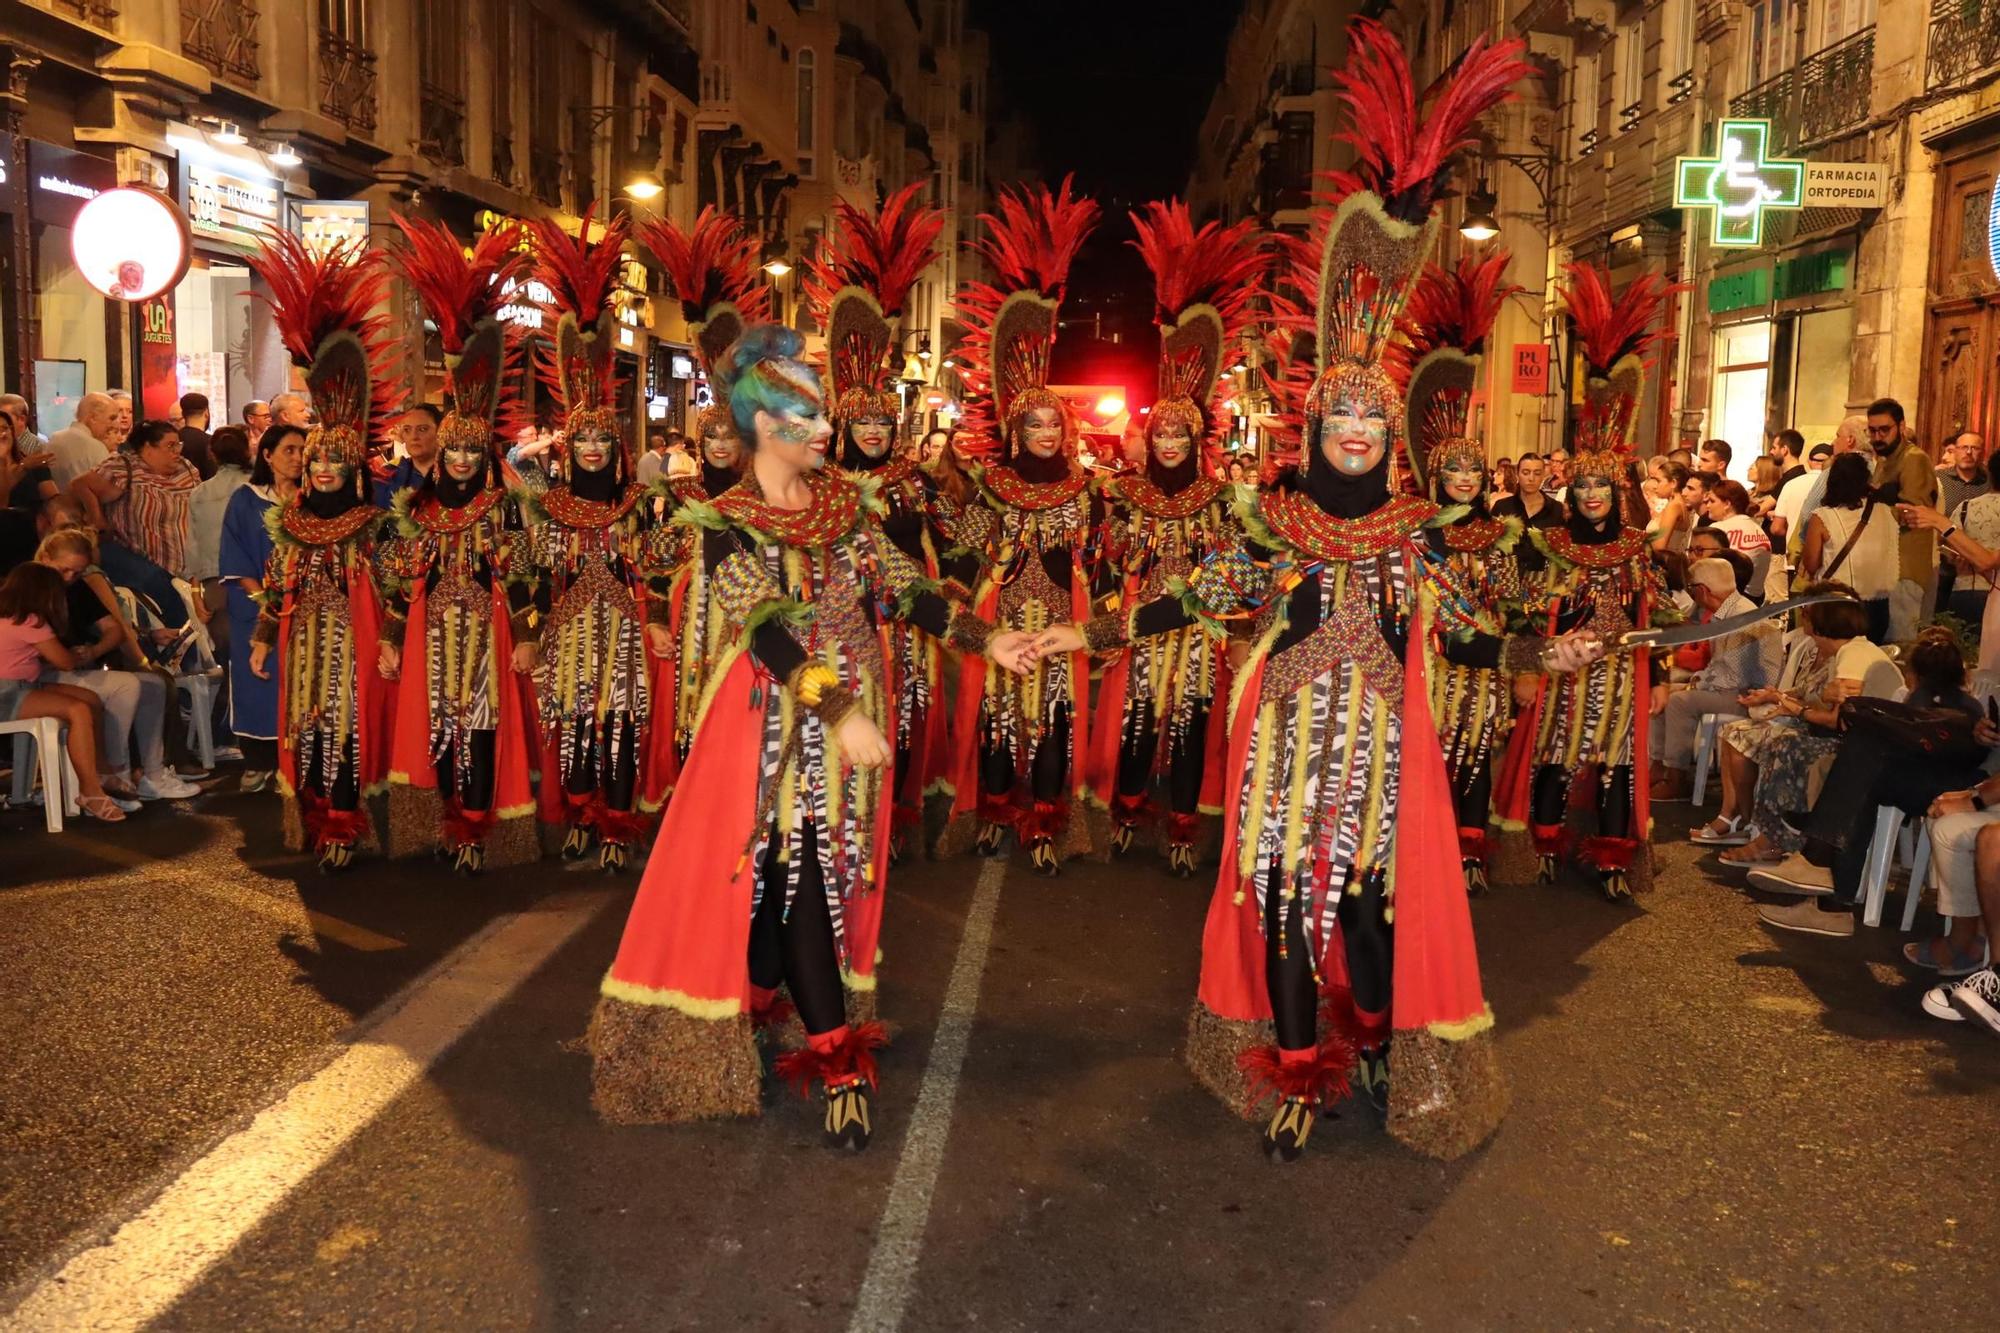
[2,788,1996,1331]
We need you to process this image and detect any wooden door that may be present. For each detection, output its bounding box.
[1923,144,2000,453]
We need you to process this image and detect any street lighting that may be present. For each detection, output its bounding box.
[269,142,302,168]
[1459,178,1500,243]
[214,121,247,146]
[624,173,664,202]
[763,258,793,277]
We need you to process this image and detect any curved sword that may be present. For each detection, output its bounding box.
[1618,592,1854,649]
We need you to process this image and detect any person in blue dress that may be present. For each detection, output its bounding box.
[219,423,305,792]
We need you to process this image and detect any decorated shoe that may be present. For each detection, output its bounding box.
[1464,858,1489,897]
[773,1023,887,1150]
[452,843,484,877]
[1600,867,1631,902]
[824,1080,873,1150]
[1109,823,1136,857]
[599,840,629,874]
[1028,838,1059,877]
[318,841,355,875]
[974,821,1006,857]
[561,824,592,860]
[1168,842,1196,877]
[1536,853,1559,884]
[1261,1096,1315,1162]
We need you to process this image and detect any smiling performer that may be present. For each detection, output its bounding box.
[941,178,1104,876]
[1033,21,1593,1161]
[1497,262,1676,903]
[1091,199,1263,876]
[1400,253,1524,895]
[243,233,401,874]
[376,216,540,875]
[634,208,773,800]
[801,183,948,859]
[589,325,1030,1147]
[518,212,664,873]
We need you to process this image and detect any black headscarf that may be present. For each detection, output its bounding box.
[1145,449,1201,495]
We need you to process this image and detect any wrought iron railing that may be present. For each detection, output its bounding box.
[1794,27,1873,146]
[1577,127,1599,158]
[181,1,260,83]
[1928,0,2000,91]
[529,147,564,208]
[1618,100,1643,134]
[492,134,515,188]
[419,83,466,167]
[1667,68,1696,106]
[46,0,118,26]
[317,29,377,136]
[1729,70,1792,137]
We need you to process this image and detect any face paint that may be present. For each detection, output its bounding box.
[1573,473,1615,520]
[1320,394,1389,476]
[307,454,350,494]
[1441,458,1485,503]
[572,427,618,474]
[1151,421,1194,469]
[442,441,487,484]
[1020,406,1064,459]
[849,414,895,459]
[768,408,832,469]
[702,422,742,469]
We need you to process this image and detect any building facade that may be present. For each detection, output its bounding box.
[0,0,1005,445]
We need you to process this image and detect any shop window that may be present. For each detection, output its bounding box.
[1710,322,1773,471]
[37,225,110,393]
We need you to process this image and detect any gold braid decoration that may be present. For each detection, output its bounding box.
[814,685,859,730]
[946,608,995,656]
[1501,634,1547,675]
[1080,611,1130,654]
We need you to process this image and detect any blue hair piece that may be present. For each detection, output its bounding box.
[719,323,823,442]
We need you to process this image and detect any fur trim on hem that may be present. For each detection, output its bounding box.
[587,996,763,1124]
[1183,1001,1274,1122]
[384,783,444,857]
[1386,1024,1510,1161]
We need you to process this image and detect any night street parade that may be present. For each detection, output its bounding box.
[2,0,1999,1328]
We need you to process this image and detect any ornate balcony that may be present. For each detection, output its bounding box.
[1928,0,2000,92]
[318,29,378,137]
[1728,28,1873,152]
[1729,70,1792,137]
[419,83,466,168]
[46,0,118,26]
[529,147,564,209]
[182,1,261,85]
[492,134,516,188]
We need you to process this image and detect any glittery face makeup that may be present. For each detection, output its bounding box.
[572,427,618,474]
[701,421,742,469]
[442,442,487,483]
[307,454,350,493]
[1573,473,1615,520]
[1150,420,1194,469]
[1441,457,1485,503]
[1321,394,1389,476]
[766,408,832,469]
[849,414,896,459]
[1020,406,1065,459]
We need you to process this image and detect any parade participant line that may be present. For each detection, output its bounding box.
[0,889,609,1332]
[847,857,1006,1333]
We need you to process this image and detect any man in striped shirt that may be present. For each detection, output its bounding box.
[69,419,200,628]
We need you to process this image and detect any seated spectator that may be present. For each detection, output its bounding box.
[1896,498,2000,687]
[34,528,197,802]
[1651,557,1783,800]
[1697,586,1901,868]
[1904,626,1982,716]
[0,561,124,821]
[1,393,45,457]
[45,391,118,490]
[1800,452,1897,642]
[2,405,59,573]
[1920,801,2000,1035]
[1701,480,1772,584]
[68,419,200,629]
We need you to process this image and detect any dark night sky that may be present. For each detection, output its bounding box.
[968,0,1246,399]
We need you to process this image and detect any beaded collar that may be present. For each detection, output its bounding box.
[281,501,381,547]
[1109,474,1225,521]
[1440,516,1508,552]
[541,483,645,529]
[714,469,864,548]
[1543,526,1650,570]
[411,487,504,534]
[1257,491,1437,564]
[980,464,1090,512]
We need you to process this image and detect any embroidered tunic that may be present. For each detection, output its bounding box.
[1526,527,1661,772]
[1426,516,1523,803]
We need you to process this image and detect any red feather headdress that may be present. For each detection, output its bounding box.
[527,208,631,464]
[951,176,1100,461]
[1398,251,1522,491]
[245,231,398,473]
[802,182,945,427]
[1129,199,1264,466]
[388,215,531,464]
[634,207,771,440]
[1559,261,1678,470]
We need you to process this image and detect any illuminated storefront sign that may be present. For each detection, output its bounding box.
[1675,120,1804,248]
[182,159,282,249]
[292,199,371,257]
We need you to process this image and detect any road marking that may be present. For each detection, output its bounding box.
[0,889,608,1332]
[847,857,1007,1333]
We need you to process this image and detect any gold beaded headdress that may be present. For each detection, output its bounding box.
[636,208,773,444]
[1559,261,1677,483]
[802,182,946,430]
[953,177,1100,462]
[246,230,397,475]
[1398,251,1519,493]
[528,208,632,470]
[1129,199,1263,466]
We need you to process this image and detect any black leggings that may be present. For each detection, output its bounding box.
[1453,754,1493,833]
[980,704,1072,807]
[299,733,359,811]
[564,715,638,811]
[1530,762,1632,841]
[746,823,847,1037]
[1263,865,1393,1053]
[437,729,498,813]
[1116,700,1209,817]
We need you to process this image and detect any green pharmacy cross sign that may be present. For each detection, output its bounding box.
[1674,119,1805,248]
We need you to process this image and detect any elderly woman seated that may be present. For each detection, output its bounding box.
[1690,584,1902,866]
[1650,556,1782,801]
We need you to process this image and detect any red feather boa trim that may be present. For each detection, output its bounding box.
[1165,811,1200,844]
[300,793,368,853]
[1456,825,1490,864]
[749,986,797,1032]
[1237,1030,1357,1110]
[1111,791,1150,828]
[977,794,1018,827]
[591,805,651,845]
[1578,835,1640,871]
[1530,822,1567,855]
[1017,799,1069,842]
[442,801,498,849]
[771,1021,888,1097]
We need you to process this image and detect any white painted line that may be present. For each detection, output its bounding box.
[0,890,608,1332]
[847,857,1007,1333]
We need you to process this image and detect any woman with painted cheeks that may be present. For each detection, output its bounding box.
[589,325,1031,1149]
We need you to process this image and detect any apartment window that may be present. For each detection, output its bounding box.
[1571,48,1601,157]
[1812,0,1878,53]
[1744,0,1797,89]
[320,0,367,43]
[1616,18,1644,129]
[1660,0,1697,104]
[798,48,817,178]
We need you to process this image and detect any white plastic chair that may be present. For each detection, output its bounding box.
[1858,805,1930,931]
[2,717,79,832]
[114,584,220,771]
[1691,712,1724,805]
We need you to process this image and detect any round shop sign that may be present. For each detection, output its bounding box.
[70,187,192,302]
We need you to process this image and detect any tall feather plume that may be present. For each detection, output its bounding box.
[634,207,772,373]
[952,176,1101,459]
[1130,199,1265,443]
[1326,18,1537,223]
[1560,261,1680,460]
[245,231,401,452]
[528,208,630,413]
[388,215,532,443]
[801,183,946,417]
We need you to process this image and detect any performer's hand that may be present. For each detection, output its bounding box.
[1029,624,1086,660]
[1545,630,1605,674]
[988,630,1035,675]
[644,622,673,660]
[1511,673,1539,707]
[511,641,539,675]
[835,712,891,769]
[249,642,271,680]
[1930,789,1977,819]
[377,642,401,681]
